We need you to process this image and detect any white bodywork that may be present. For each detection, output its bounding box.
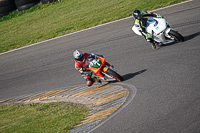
[132,18,175,44]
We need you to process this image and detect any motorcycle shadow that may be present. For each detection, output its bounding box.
[158,41,178,48]
[183,32,200,41]
[106,69,147,84]
[122,69,147,81]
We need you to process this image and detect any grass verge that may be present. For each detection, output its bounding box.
[0,0,186,53]
[0,103,89,133]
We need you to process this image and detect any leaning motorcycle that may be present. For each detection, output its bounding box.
[82,55,124,82]
[132,18,184,46]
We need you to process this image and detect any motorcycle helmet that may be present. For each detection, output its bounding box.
[133,9,142,20]
[73,50,84,62]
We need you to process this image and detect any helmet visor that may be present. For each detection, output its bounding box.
[76,55,84,62]
[137,14,142,19]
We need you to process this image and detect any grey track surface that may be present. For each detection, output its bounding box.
[0,0,200,132]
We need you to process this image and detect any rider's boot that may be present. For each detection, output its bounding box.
[147,38,156,49]
[151,44,156,49]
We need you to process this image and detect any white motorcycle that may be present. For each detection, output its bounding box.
[132,18,184,46]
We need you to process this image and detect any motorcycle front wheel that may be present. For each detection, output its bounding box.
[169,30,184,42]
[105,68,124,81]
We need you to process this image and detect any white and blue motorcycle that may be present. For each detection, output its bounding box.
[132,18,184,46]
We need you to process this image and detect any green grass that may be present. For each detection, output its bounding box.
[0,103,89,133]
[0,0,186,53]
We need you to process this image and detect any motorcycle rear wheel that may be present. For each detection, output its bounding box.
[169,30,184,42]
[105,68,124,81]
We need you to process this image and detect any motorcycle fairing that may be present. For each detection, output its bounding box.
[146,18,167,34]
[146,18,175,43]
[86,56,116,81]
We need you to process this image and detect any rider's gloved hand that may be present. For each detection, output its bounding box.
[138,29,142,33]
[79,67,87,73]
[79,68,84,73]
[156,14,163,18]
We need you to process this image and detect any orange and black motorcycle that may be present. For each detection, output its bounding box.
[82,55,124,82]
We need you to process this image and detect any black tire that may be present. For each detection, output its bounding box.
[0,0,16,17]
[41,0,54,4]
[105,68,124,81]
[0,0,13,7]
[15,0,38,7]
[169,30,184,42]
[0,11,9,17]
[17,2,37,11]
[0,3,16,13]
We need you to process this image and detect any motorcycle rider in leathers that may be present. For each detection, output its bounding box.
[73,50,113,87]
[132,9,163,49]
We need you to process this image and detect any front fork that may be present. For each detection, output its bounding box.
[164,22,175,40]
[164,28,172,38]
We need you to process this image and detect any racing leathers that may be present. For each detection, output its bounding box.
[134,11,163,48]
[74,53,112,87]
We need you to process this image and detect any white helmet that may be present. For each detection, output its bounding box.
[73,50,84,62]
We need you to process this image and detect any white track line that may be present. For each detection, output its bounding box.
[0,0,193,56]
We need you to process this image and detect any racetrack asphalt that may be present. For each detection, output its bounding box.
[0,0,200,132]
